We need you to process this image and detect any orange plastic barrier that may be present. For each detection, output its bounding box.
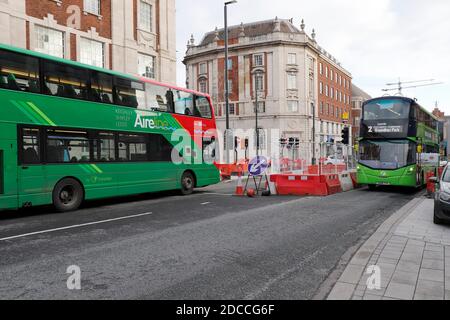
[271,173,343,196]
[349,171,358,188]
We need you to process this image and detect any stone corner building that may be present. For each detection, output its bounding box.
[183,18,352,160]
[0,0,176,84]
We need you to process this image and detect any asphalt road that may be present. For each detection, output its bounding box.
[0,182,420,300]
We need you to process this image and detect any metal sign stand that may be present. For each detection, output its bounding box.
[243,172,271,196]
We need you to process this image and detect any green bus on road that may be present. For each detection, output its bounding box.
[0,44,220,212]
[357,96,440,189]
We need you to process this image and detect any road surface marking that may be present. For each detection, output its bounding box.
[203,192,234,196]
[201,202,211,205]
[0,212,153,242]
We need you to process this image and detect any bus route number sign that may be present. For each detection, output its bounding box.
[248,156,269,176]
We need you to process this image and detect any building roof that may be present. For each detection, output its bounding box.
[199,18,301,46]
[351,84,372,99]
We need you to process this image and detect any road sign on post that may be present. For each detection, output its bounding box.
[248,156,269,176]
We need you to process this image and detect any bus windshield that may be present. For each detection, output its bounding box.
[364,99,410,121]
[359,140,416,170]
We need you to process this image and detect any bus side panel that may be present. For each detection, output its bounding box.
[191,165,221,188]
[45,164,118,201]
[115,162,177,196]
[0,123,18,211]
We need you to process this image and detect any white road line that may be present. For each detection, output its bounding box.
[203,192,235,196]
[201,202,211,205]
[0,212,153,242]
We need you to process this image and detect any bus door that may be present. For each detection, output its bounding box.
[0,138,18,210]
[17,127,47,208]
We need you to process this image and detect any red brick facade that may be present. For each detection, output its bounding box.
[26,0,112,39]
[318,57,352,125]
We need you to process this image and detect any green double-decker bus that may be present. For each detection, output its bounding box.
[0,44,220,212]
[357,96,440,189]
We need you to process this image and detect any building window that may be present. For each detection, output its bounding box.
[80,38,104,68]
[330,70,333,81]
[287,73,297,90]
[140,1,153,32]
[84,0,100,15]
[330,87,334,99]
[138,53,156,79]
[227,80,233,93]
[199,80,207,94]
[319,62,323,74]
[253,54,264,67]
[35,25,64,58]
[229,103,235,115]
[325,66,329,78]
[227,58,233,71]
[325,85,329,97]
[287,101,298,112]
[320,102,324,114]
[255,73,264,92]
[319,82,323,95]
[288,53,296,65]
[254,101,265,113]
[199,62,207,75]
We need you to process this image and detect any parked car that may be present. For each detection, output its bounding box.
[432,164,450,225]
[325,156,345,166]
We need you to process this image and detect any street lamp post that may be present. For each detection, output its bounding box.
[312,102,316,165]
[224,0,237,164]
[254,70,263,158]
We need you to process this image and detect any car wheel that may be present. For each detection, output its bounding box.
[180,171,195,195]
[434,204,445,225]
[52,178,84,212]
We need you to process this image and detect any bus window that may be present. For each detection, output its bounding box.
[21,128,41,164]
[174,90,194,116]
[118,133,148,162]
[0,50,40,93]
[46,129,91,163]
[194,95,212,118]
[95,132,116,162]
[114,78,145,109]
[147,134,174,162]
[91,72,114,104]
[43,61,89,100]
[144,83,174,113]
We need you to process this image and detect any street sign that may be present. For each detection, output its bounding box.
[248,156,269,176]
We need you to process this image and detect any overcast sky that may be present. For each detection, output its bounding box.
[175,0,450,114]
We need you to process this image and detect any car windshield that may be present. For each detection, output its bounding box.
[442,168,450,183]
[364,99,410,120]
[359,140,416,170]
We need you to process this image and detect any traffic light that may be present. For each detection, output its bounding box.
[341,127,350,145]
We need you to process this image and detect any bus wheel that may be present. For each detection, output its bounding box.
[52,178,84,212]
[368,184,377,191]
[180,171,195,195]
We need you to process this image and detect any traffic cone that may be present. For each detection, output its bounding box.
[235,168,244,196]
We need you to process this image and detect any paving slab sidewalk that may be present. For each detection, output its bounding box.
[327,196,450,300]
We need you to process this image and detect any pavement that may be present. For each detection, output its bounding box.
[328,196,450,300]
[0,182,419,300]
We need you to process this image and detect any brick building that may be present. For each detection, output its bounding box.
[0,0,176,84]
[318,55,352,144]
[350,84,371,144]
[183,18,352,162]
